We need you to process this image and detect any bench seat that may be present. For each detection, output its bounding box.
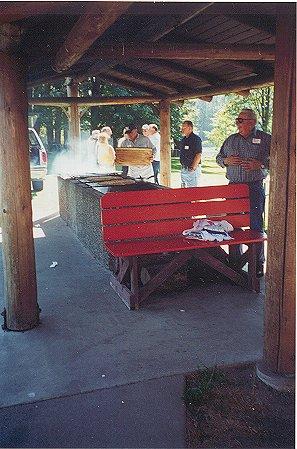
[105,229,266,258]
[101,184,266,309]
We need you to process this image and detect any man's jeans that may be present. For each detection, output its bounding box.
[152,160,160,184]
[181,166,202,187]
[230,180,265,266]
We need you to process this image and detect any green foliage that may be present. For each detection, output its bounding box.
[171,100,199,145]
[171,156,224,176]
[183,365,226,412]
[29,79,272,154]
[30,77,198,148]
[205,87,274,149]
[29,80,69,148]
[195,96,227,140]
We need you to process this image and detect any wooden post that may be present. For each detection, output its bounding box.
[159,99,171,187]
[0,52,39,330]
[66,78,80,157]
[257,14,296,389]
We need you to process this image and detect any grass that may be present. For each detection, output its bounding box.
[184,363,294,448]
[171,156,225,176]
[183,365,226,415]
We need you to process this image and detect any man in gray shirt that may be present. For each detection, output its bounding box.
[120,123,156,181]
[216,108,271,277]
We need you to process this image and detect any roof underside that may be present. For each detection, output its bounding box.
[1,1,295,99]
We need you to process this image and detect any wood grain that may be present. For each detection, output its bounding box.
[115,147,153,166]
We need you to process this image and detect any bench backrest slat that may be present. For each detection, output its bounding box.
[101,184,247,208]
[101,184,250,243]
[102,214,251,241]
[102,198,250,225]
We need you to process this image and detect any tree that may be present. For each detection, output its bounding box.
[206,87,274,148]
[195,96,227,141]
[29,77,199,149]
[29,81,69,150]
[80,77,198,145]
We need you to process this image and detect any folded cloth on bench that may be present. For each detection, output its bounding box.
[182,219,234,242]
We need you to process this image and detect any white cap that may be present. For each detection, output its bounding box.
[142,124,149,130]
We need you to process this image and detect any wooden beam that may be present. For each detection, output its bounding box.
[53,2,132,73]
[0,52,39,331]
[78,3,214,84]
[159,100,171,187]
[110,66,197,95]
[96,72,165,97]
[92,42,275,61]
[135,2,214,42]
[0,2,71,25]
[149,59,223,86]
[199,96,213,102]
[236,90,250,97]
[75,59,124,83]
[261,14,296,380]
[227,14,276,36]
[66,78,80,154]
[28,95,161,107]
[167,73,274,101]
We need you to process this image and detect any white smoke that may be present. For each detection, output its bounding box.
[50,139,116,177]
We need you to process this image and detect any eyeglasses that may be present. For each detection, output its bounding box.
[235,118,254,123]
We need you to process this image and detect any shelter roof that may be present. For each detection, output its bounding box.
[1,1,295,99]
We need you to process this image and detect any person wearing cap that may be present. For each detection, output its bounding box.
[148,123,161,184]
[119,124,156,181]
[101,126,113,146]
[216,108,271,277]
[179,120,203,188]
[97,132,115,173]
[142,124,150,137]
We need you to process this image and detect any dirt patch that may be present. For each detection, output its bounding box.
[184,363,294,448]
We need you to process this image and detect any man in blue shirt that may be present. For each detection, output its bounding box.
[216,108,271,277]
[179,120,202,187]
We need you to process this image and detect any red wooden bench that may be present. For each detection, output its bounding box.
[101,184,266,310]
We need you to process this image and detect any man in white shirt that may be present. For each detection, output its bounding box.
[148,123,161,184]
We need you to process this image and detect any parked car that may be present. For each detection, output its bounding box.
[29,128,47,191]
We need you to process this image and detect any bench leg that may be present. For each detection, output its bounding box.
[137,251,193,305]
[130,256,140,310]
[195,249,248,288]
[247,243,260,293]
[109,256,139,310]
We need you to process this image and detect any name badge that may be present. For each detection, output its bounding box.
[252,138,261,144]
[184,145,189,149]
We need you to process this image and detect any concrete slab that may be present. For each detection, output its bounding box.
[0,374,185,448]
[0,211,264,408]
[0,175,265,448]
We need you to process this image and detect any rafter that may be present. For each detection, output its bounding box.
[91,42,275,61]
[149,59,223,86]
[94,72,165,97]
[111,65,196,95]
[168,73,274,101]
[135,2,214,42]
[0,1,71,24]
[77,4,214,83]
[28,95,161,107]
[227,14,276,36]
[53,2,132,73]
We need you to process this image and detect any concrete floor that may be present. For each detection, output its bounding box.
[0,175,265,448]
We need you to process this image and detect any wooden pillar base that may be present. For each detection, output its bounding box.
[256,361,295,392]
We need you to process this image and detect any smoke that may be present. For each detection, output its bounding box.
[50,139,116,177]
